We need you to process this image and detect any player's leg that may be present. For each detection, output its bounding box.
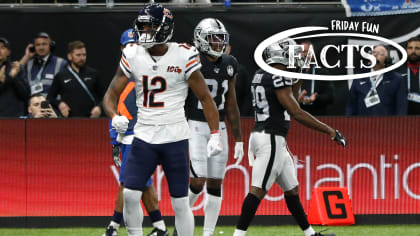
[203,123,229,236]
[278,145,335,236]
[188,120,210,207]
[142,178,168,236]
[234,132,279,236]
[124,138,159,236]
[103,143,130,236]
[161,139,194,236]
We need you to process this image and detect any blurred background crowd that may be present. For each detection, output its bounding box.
[0,1,419,119]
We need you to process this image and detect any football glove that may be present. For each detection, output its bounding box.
[207,130,223,158]
[112,115,129,133]
[112,144,121,167]
[233,142,244,165]
[332,130,347,148]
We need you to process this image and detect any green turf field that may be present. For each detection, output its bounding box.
[0,225,419,236]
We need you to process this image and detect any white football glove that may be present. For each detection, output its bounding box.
[233,142,244,165]
[112,115,129,133]
[207,130,223,158]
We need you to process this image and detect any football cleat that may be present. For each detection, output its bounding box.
[147,227,169,236]
[102,225,118,236]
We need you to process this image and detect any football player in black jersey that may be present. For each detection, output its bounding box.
[233,39,346,236]
[184,18,243,236]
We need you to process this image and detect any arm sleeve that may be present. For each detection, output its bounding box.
[108,119,119,145]
[11,65,30,101]
[184,46,202,80]
[119,51,132,78]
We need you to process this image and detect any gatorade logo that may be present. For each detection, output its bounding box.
[323,191,347,219]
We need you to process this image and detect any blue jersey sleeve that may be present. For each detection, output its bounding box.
[109,119,119,145]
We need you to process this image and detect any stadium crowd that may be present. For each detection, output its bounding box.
[0,33,418,118]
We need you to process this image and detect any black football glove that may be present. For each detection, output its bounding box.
[112,144,122,167]
[332,130,347,148]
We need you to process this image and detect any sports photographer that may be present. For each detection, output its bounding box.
[27,93,58,118]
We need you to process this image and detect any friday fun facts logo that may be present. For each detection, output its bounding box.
[254,20,408,81]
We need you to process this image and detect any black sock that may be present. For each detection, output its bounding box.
[285,194,310,231]
[189,184,202,194]
[111,210,123,224]
[236,193,261,231]
[148,210,162,223]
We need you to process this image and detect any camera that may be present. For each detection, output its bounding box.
[41,101,50,109]
[29,46,35,53]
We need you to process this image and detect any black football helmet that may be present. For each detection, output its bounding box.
[133,3,174,48]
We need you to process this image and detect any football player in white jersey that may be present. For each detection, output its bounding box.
[182,18,243,236]
[103,4,222,236]
[233,39,346,236]
[103,29,168,236]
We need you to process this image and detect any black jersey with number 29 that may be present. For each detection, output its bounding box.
[251,69,292,137]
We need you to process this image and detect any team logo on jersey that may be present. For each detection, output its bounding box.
[214,67,220,74]
[227,65,234,77]
[128,31,134,38]
[167,66,182,74]
[152,65,158,71]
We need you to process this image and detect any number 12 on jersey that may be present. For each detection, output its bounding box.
[142,75,167,108]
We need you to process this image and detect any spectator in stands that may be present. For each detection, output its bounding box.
[0,37,30,117]
[225,44,253,117]
[297,40,334,116]
[19,32,67,96]
[346,45,407,116]
[47,40,102,118]
[400,36,420,115]
[27,93,58,118]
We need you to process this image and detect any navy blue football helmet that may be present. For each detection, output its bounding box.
[133,4,174,48]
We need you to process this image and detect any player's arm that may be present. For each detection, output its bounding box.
[103,67,129,118]
[188,70,219,132]
[225,75,244,164]
[225,75,242,142]
[189,70,222,157]
[275,86,346,146]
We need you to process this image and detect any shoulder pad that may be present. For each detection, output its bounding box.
[122,43,139,59]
